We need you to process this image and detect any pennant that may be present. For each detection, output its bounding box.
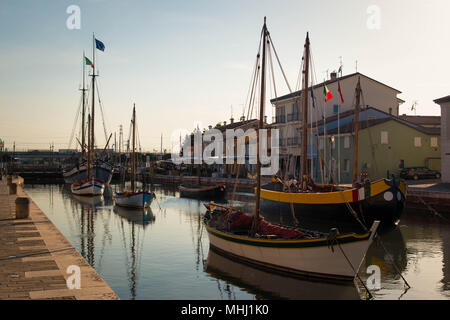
[338,81,344,104]
[310,86,316,109]
[323,84,333,102]
[84,56,94,68]
[95,38,105,51]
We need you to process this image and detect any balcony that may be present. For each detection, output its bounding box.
[287,137,300,146]
[287,113,300,122]
[274,115,286,124]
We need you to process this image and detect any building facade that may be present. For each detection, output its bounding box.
[318,118,441,184]
[270,72,404,179]
[434,95,450,182]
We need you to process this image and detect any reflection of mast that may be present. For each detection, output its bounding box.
[130,222,137,300]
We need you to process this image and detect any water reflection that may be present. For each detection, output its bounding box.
[205,249,361,300]
[22,183,450,300]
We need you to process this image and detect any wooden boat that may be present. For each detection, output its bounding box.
[63,36,113,185]
[114,105,154,209]
[204,203,379,281]
[203,18,379,282]
[71,177,105,196]
[179,183,226,199]
[260,33,405,231]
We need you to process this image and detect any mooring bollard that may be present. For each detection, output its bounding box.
[8,182,17,195]
[15,197,30,219]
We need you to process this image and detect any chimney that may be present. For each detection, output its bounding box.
[240,115,245,122]
[264,115,267,123]
[208,125,212,130]
[223,121,227,126]
[330,72,337,80]
[230,117,234,124]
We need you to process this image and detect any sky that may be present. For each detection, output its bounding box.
[1,0,449,152]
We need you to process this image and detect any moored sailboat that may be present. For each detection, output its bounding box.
[259,32,405,232]
[204,18,379,282]
[63,35,113,185]
[114,105,155,208]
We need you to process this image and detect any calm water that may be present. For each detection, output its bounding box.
[24,184,450,300]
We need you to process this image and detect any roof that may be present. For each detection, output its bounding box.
[216,119,259,132]
[323,117,440,136]
[434,95,450,104]
[270,72,402,103]
[398,115,440,126]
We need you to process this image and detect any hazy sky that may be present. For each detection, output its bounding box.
[1,0,449,151]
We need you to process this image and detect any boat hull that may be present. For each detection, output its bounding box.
[204,218,379,281]
[71,179,105,196]
[259,179,405,233]
[63,161,113,185]
[179,184,226,200]
[114,191,154,208]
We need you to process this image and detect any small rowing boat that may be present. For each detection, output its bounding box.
[179,183,226,199]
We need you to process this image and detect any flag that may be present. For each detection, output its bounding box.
[323,83,333,102]
[338,81,344,104]
[310,86,316,109]
[85,56,94,68]
[95,38,105,51]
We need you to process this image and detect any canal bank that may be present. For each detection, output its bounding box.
[0,176,118,300]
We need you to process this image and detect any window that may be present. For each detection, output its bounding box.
[414,137,422,147]
[431,137,438,147]
[319,137,324,150]
[344,136,350,149]
[344,159,350,172]
[381,131,388,144]
[333,105,339,114]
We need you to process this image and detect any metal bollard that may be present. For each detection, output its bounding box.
[15,197,30,219]
[8,182,17,195]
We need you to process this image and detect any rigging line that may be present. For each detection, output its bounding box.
[68,93,83,150]
[361,92,379,178]
[245,29,264,120]
[267,38,277,99]
[267,33,293,94]
[243,49,260,119]
[95,79,110,144]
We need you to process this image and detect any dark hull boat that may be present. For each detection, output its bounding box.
[179,184,226,199]
[260,178,405,233]
[63,160,113,185]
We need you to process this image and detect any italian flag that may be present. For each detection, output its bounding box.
[85,56,94,68]
[323,84,333,102]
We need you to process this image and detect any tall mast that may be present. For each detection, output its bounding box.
[131,104,136,192]
[254,17,267,222]
[301,32,310,190]
[87,115,91,178]
[352,77,362,185]
[91,33,96,165]
[81,52,86,157]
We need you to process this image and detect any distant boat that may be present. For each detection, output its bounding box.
[71,177,105,196]
[179,184,226,200]
[114,105,154,209]
[203,18,379,282]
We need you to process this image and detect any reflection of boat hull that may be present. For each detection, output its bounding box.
[260,179,405,233]
[113,206,155,225]
[114,191,154,208]
[63,161,113,185]
[71,178,105,196]
[206,248,361,299]
[204,212,379,281]
[179,184,226,199]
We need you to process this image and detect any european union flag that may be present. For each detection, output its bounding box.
[310,86,316,109]
[95,38,105,51]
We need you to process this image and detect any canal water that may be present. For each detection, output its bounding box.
[23,184,450,300]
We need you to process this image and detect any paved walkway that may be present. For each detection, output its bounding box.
[0,176,118,300]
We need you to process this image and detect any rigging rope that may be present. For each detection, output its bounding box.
[68,93,83,150]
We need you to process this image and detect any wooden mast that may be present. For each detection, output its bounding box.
[352,77,362,186]
[131,104,136,193]
[91,33,96,177]
[87,115,91,179]
[301,33,310,190]
[254,17,267,223]
[81,52,87,158]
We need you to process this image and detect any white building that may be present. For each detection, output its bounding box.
[270,72,404,176]
[433,95,449,182]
